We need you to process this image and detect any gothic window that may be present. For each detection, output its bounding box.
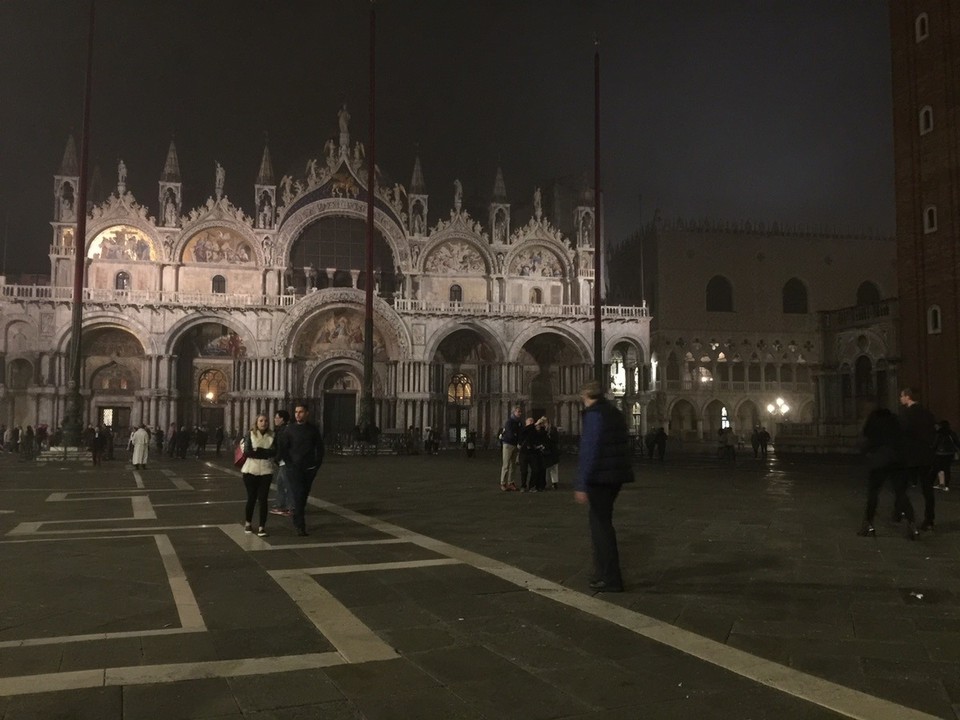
[928,304,942,334]
[530,287,543,304]
[916,12,929,42]
[198,368,229,403]
[115,271,130,291]
[924,205,938,234]
[447,373,472,406]
[212,275,226,294]
[920,105,934,135]
[705,275,733,312]
[856,281,880,306]
[449,284,462,303]
[782,277,808,314]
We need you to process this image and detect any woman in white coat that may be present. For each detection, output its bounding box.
[240,414,276,537]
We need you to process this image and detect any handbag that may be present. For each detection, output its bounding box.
[233,440,246,469]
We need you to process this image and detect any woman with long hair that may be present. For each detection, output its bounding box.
[240,414,276,537]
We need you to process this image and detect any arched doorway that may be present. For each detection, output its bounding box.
[83,327,146,433]
[670,399,697,440]
[434,329,498,445]
[320,367,361,442]
[703,399,728,438]
[518,332,584,429]
[171,322,246,430]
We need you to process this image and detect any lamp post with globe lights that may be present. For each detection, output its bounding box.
[766,397,790,438]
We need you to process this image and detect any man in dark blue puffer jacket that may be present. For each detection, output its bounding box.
[575,380,634,593]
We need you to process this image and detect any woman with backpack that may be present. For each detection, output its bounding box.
[933,420,960,491]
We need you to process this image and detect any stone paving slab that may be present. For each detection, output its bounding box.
[0,450,957,718]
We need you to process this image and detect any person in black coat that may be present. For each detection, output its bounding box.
[898,387,937,531]
[517,417,538,491]
[933,420,960,491]
[858,406,915,538]
[575,380,635,593]
[276,404,325,536]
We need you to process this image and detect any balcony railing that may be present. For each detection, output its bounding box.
[393,298,649,319]
[820,299,897,329]
[0,284,649,319]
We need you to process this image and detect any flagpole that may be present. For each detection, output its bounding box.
[593,40,603,384]
[361,0,376,434]
[64,0,96,447]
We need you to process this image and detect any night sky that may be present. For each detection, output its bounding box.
[0,0,893,276]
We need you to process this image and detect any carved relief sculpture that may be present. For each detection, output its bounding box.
[424,241,485,274]
[511,247,562,277]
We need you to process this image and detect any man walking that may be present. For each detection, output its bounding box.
[899,387,937,532]
[270,410,293,517]
[574,380,634,593]
[499,405,523,491]
[276,404,325,536]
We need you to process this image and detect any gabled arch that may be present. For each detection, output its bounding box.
[52,312,157,356]
[419,232,495,275]
[424,321,508,364]
[178,223,262,267]
[163,314,258,357]
[507,324,591,364]
[504,242,571,280]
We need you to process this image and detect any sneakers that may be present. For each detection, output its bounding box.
[506,483,519,492]
[296,528,309,537]
[256,528,268,538]
[244,523,252,534]
[269,507,287,516]
[857,523,876,537]
[906,522,920,540]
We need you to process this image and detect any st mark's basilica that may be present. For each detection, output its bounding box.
[0,110,652,444]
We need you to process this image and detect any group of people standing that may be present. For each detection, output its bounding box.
[498,406,560,492]
[858,387,954,539]
[2,424,42,461]
[237,405,325,538]
[162,424,225,459]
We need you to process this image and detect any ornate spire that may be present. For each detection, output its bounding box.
[59,135,79,175]
[257,143,274,185]
[160,140,181,182]
[410,155,425,194]
[492,166,507,201]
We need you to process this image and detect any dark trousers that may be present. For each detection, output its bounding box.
[287,465,318,532]
[242,473,272,528]
[903,465,936,524]
[588,484,623,587]
[865,465,914,524]
[518,450,531,489]
[934,455,953,488]
[530,454,546,491]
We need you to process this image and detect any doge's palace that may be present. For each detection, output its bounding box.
[0,111,651,444]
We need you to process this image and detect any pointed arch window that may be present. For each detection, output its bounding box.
[856,281,881,306]
[920,105,934,135]
[530,287,543,304]
[449,284,462,303]
[447,373,472,406]
[782,277,808,314]
[199,368,229,404]
[705,275,733,312]
[212,275,226,294]
[916,12,929,42]
[115,271,130,291]
[928,304,943,334]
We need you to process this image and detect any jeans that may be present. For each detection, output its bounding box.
[287,464,318,531]
[588,484,623,587]
[273,464,291,509]
[242,473,272,528]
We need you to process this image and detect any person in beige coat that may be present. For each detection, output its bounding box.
[240,414,276,537]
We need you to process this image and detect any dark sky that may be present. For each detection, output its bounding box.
[0,0,893,275]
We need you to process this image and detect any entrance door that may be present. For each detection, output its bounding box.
[200,407,225,433]
[323,392,357,440]
[98,406,131,432]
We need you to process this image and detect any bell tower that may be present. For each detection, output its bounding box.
[158,140,182,228]
[50,135,79,285]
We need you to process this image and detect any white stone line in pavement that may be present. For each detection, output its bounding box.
[221,532,408,552]
[294,558,462,575]
[133,470,145,489]
[152,500,245,507]
[0,627,204,650]
[0,653,345,697]
[7,495,157,536]
[154,534,205,631]
[160,469,176,476]
[269,571,399,664]
[172,479,194,490]
[308,497,940,720]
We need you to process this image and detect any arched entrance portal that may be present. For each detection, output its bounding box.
[318,366,361,442]
[434,330,497,445]
[518,332,585,432]
[83,327,145,434]
[172,322,246,430]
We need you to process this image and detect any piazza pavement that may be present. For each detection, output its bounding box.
[0,443,958,719]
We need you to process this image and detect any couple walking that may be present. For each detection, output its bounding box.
[239,404,325,537]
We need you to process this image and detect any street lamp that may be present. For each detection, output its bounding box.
[766,397,789,418]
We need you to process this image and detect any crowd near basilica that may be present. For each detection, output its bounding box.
[0,107,897,449]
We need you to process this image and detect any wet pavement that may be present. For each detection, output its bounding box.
[0,447,957,719]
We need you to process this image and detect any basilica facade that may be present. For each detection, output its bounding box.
[0,117,650,444]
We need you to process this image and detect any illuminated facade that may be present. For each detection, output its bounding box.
[0,118,650,442]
